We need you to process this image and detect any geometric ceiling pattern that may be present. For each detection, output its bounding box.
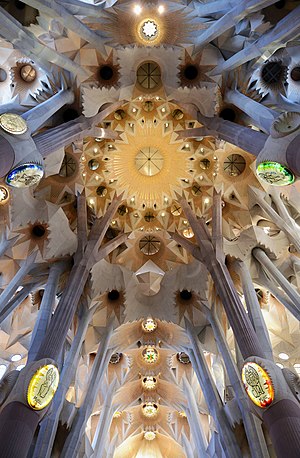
[0,1,299,457]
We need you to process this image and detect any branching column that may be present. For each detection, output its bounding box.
[173,192,265,359]
[0,194,123,458]
[92,377,119,458]
[253,248,300,320]
[183,325,242,458]
[61,319,115,458]
[28,261,67,362]
[235,260,273,361]
[201,303,270,458]
[0,251,37,313]
[181,376,209,458]
[32,304,95,458]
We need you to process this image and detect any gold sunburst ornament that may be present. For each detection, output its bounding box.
[107,111,192,208]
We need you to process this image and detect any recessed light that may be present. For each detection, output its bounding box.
[276,363,284,369]
[278,352,289,360]
[16,364,25,371]
[11,354,22,362]
[0,364,7,379]
[133,4,142,14]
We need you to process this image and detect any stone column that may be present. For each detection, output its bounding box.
[193,0,278,53]
[33,101,121,158]
[181,432,195,458]
[211,5,300,73]
[257,268,300,322]
[0,7,88,78]
[249,187,300,252]
[92,378,119,458]
[61,319,115,458]
[28,262,67,362]
[181,377,209,458]
[253,248,300,318]
[201,304,270,458]
[224,89,277,133]
[178,117,266,157]
[21,0,107,55]
[173,194,265,359]
[32,305,96,458]
[235,260,273,361]
[184,319,242,458]
[0,251,37,314]
[0,283,40,324]
[23,89,74,133]
[0,234,18,259]
[0,195,123,458]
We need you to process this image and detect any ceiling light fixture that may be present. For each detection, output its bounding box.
[133,4,142,14]
[278,352,289,360]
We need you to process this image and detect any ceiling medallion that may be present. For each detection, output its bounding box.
[142,346,159,364]
[0,113,28,135]
[138,18,160,43]
[144,431,156,440]
[142,317,158,332]
[142,376,157,390]
[27,364,59,410]
[142,402,159,418]
[135,147,164,177]
[256,161,294,186]
[242,362,274,408]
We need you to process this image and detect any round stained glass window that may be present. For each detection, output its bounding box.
[142,347,159,364]
[88,159,99,171]
[20,64,36,82]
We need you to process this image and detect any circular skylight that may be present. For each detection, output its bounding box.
[140,20,159,41]
[11,354,22,362]
[278,352,289,360]
[0,364,7,379]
